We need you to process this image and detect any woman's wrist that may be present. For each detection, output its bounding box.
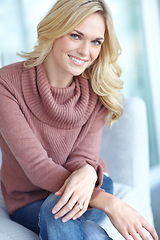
[80,164,97,182]
[89,191,116,216]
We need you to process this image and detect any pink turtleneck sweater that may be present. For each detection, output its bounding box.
[0,62,108,214]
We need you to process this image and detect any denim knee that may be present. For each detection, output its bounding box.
[40,193,60,217]
[39,193,61,227]
[39,194,61,240]
[83,220,113,240]
[39,193,84,240]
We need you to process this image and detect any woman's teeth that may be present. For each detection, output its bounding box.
[69,56,85,63]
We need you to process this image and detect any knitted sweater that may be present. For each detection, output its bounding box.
[0,62,108,214]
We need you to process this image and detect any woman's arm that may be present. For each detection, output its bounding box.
[51,106,108,221]
[0,76,105,220]
[63,105,108,196]
[0,78,71,192]
[89,191,158,240]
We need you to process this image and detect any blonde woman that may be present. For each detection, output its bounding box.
[0,0,158,239]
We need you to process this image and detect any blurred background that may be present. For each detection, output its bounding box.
[0,0,160,236]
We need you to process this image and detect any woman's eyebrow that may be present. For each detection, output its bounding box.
[74,30,84,36]
[74,30,104,40]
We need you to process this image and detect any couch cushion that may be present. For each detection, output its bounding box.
[0,188,39,240]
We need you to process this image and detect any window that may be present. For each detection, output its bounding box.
[0,0,53,66]
[107,0,160,166]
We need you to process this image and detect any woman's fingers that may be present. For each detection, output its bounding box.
[136,228,150,240]
[52,191,71,214]
[53,188,89,221]
[62,199,87,222]
[55,177,70,196]
[122,221,158,240]
[54,193,89,222]
[54,186,65,196]
[120,226,150,240]
[135,217,158,240]
[52,179,72,214]
[142,221,159,240]
[72,201,89,220]
[53,192,78,218]
[129,227,147,240]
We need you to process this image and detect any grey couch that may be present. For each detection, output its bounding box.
[0,98,154,239]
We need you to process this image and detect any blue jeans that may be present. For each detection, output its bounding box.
[10,175,113,240]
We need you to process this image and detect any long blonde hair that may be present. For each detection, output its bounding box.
[19,0,123,126]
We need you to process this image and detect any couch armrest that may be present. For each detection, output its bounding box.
[100,97,150,203]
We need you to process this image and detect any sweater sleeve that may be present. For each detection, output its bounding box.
[0,78,71,193]
[63,105,108,200]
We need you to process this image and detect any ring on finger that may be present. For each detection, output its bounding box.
[77,202,84,211]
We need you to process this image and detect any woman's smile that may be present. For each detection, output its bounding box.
[68,55,87,66]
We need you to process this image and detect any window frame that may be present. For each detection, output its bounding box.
[141,0,160,164]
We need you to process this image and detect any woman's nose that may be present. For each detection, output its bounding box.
[77,42,90,57]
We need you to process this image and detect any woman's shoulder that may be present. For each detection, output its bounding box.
[0,61,24,83]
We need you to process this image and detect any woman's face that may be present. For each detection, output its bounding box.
[49,13,105,79]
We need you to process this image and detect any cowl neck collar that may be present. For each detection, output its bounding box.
[22,64,98,129]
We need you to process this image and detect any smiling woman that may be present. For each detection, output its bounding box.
[18,0,123,125]
[0,0,158,240]
[43,13,105,88]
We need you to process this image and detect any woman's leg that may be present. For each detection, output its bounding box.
[83,220,113,240]
[80,175,113,240]
[39,193,84,240]
[39,175,113,240]
[10,194,84,239]
[10,195,84,239]
[10,175,113,239]
[10,199,44,235]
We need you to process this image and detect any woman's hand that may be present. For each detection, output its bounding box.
[90,192,158,240]
[108,196,158,240]
[52,164,97,222]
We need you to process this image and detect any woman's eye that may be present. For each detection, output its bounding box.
[92,40,101,46]
[70,34,80,40]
